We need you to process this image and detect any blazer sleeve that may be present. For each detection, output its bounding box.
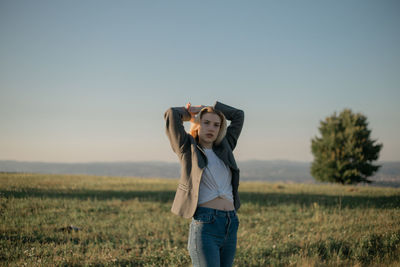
[214,101,244,150]
[164,106,192,156]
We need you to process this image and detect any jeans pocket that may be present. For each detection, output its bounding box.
[193,213,215,224]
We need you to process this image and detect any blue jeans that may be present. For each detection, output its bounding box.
[188,207,239,267]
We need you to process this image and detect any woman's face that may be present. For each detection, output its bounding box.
[198,112,221,149]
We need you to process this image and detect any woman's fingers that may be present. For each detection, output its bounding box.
[192,105,203,114]
[186,103,204,114]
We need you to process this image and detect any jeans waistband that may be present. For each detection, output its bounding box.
[195,206,236,217]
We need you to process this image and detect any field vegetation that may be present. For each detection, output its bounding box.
[1,173,400,266]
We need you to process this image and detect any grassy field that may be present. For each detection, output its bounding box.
[1,173,400,266]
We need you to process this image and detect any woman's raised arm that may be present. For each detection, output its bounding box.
[214,101,244,150]
[164,106,192,156]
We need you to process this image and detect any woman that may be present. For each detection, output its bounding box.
[164,101,244,267]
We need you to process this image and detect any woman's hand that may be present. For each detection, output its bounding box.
[186,102,205,122]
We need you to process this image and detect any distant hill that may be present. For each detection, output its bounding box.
[0,161,180,178]
[239,160,313,182]
[1,160,399,187]
[368,161,400,187]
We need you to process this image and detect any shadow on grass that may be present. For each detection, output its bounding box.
[0,188,176,203]
[1,188,399,209]
[239,192,400,209]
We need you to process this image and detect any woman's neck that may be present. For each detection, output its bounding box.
[199,141,213,149]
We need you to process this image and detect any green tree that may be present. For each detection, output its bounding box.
[311,109,382,184]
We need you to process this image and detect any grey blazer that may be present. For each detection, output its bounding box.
[164,101,244,218]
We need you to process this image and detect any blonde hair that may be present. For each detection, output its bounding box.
[189,107,227,146]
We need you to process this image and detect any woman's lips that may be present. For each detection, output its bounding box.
[206,134,214,138]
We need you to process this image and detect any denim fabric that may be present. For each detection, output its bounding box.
[188,207,239,267]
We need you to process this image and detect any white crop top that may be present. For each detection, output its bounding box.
[198,148,233,205]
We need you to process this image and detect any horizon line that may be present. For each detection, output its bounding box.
[1,159,398,164]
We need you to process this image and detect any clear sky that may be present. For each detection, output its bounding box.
[1,0,399,163]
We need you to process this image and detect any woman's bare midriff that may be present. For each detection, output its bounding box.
[199,196,235,211]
